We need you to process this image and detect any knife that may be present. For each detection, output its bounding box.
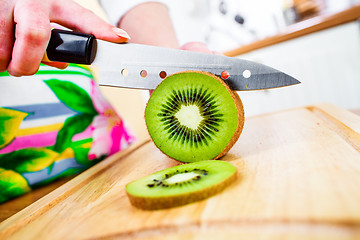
[44,29,300,90]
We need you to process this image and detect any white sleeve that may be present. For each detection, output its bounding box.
[98,0,169,26]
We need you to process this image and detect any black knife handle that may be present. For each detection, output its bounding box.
[43,29,97,65]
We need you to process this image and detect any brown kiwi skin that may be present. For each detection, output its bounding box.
[145,70,245,161]
[211,72,245,159]
[126,170,237,210]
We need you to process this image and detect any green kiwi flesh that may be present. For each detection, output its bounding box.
[126,160,237,210]
[145,71,244,162]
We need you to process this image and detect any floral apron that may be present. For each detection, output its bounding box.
[0,64,136,203]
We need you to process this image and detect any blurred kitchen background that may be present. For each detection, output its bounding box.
[76,0,360,139]
[170,0,359,52]
[165,0,360,116]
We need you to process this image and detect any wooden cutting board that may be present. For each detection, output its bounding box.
[1,103,360,239]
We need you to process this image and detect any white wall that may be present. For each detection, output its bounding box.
[236,21,360,116]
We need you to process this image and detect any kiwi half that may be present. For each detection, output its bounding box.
[145,71,244,162]
[126,160,237,210]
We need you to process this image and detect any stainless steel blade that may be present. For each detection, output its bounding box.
[93,40,300,90]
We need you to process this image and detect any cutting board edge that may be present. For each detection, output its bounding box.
[0,139,151,239]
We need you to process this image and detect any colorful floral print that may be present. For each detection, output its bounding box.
[0,64,135,203]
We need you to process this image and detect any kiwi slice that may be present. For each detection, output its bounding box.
[145,71,244,162]
[126,160,237,210]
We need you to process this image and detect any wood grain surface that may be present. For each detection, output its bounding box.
[1,103,360,239]
[0,176,77,223]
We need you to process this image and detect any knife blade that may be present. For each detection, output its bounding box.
[45,29,300,91]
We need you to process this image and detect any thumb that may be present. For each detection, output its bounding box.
[50,0,130,43]
[42,61,69,69]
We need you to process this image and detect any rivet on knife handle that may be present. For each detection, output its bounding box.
[42,29,97,65]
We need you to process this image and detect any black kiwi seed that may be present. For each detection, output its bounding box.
[158,86,223,148]
[126,160,238,210]
[170,169,205,184]
[146,168,211,189]
[145,71,245,163]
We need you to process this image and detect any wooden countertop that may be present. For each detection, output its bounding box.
[225,4,360,57]
[0,176,76,223]
[0,107,360,224]
[1,103,360,239]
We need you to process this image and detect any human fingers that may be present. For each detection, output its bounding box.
[43,61,69,69]
[41,25,69,69]
[0,0,15,72]
[50,0,130,43]
[7,0,51,76]
[179,42,214,54]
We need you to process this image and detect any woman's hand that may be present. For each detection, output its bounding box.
[179,42,219,55]
[0,0,130,76]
